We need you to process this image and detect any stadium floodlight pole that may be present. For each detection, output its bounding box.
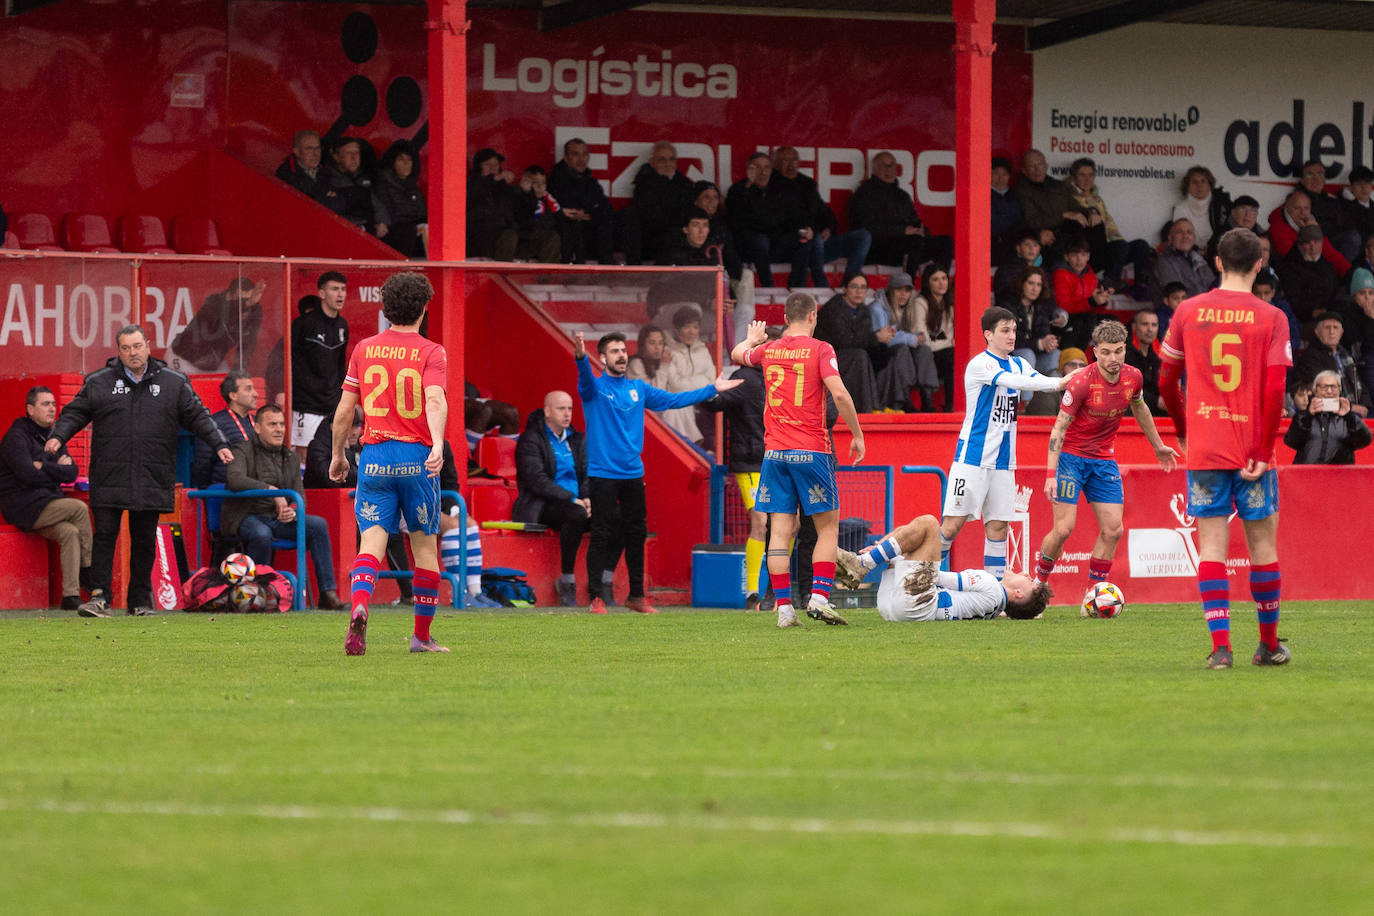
[427,0,468,452]
[953,0,996,413]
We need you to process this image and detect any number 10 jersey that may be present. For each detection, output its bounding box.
[741,334,840,453]
[343,328,448,446]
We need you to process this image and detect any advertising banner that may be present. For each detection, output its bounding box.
[1033,23,1374,244]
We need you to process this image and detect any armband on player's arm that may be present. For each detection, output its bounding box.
[1158,357,1187,441]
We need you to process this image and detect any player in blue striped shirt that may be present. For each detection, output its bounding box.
[940,307,1076,579]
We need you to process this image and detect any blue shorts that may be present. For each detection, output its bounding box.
[1054,453,1123,505]
[756,449,839,516]
[1186,469,1279,520]
[355,441,440,535]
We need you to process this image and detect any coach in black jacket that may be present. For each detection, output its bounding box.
[513,393,589,606]
[48,326,232,616]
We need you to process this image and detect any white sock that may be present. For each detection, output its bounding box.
[984,536,1007,581]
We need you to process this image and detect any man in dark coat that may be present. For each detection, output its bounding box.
[814,277,890,413]
[0,386,91,610]
[549,137,615,265]
[849,151,952,270]
[224,404,342,609]
[47,325,233,617]
[513,391,589,607]
[1283,370,1373,463]
[275,129,332,202]
[466,147,518,258]
[629,141,696,263]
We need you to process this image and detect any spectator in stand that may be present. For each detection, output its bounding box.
[223,404,344,610]
[700,340,768,606]
[629,322,701,447]
[815,277,883,413]
[325,138,386,239]
[726,152,825,288]
[1283,370,1372,463]
[372,140,426,258]
[1342,166,1374,243]
[990,157,1023,261]
[1346,271,1374,400]
[688,181,743,281]
[275,130,332,202]
[1205,195,1263,263]
[658,207,725,271]
[1151,219,1216,307]
[1059,347,1088,375]
[1052,238,1111,349]
[0,386,92,611]
[1281,224,1345,329]
[499,165,562,262]
[48,325,232,617]
[1156,280,1187,338]
[1268,188,1350,275]
[574,330,738,614]
[994,227,1045,300]
[1251,274,1302,384]
[1348,234,1374,294]
[549,137,615,265]
[1170,165,1231,251]
[912,262,956,410]
[629,141,695,264]
[1298,159,1361,261]
[999,265,1062,376]
[869,272,942,411]
[290,271,349,457]
[771,146,871,284]
[1013,148,1084,261]
[1065,158,1151,295]
[850,151,951,272]
[663,306,720,447]
[1125,308,1166,416]
[513,390,590,607]
[1293,312,1369,415]
[192,371,257,488]
[168,275,266,374]
[466,147,517,258]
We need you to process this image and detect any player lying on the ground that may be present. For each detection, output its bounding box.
[835,514,1050,621]
[1034,319,1178,603]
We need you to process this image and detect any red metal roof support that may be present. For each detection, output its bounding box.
[952,0,996,411]
[427,0,468,450]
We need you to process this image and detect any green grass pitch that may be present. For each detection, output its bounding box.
[1,601,1371,914]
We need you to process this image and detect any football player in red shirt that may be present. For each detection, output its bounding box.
[1160,229,1294,669]
[1034,319,1178,605]
[331,272,450,656]
[731,293,864,628]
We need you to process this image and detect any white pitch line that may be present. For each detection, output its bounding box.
[0,798,1354,850]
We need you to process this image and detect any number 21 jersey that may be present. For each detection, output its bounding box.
[342,328,448,446]
[741,334,840,453]
[1159,289,1291,469]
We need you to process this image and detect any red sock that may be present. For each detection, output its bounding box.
[1034,552,1056,583]
[413,568,440,641]
[769,571,792,608]
[350,554,381,611]
[1197,560,1230,651]
[1250,562,1281,651]
[811,561,835,603]
[1088,557,1112,583]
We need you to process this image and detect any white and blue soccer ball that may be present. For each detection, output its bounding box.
[1082,582,1125,618]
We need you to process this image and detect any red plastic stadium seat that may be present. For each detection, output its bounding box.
[172,215,232,256]
[478,436,517,480]
[118,214,175,254]
[2,230,18,249]
[62,213,120,253]
[470,484,517,523]
[14,213,64,251]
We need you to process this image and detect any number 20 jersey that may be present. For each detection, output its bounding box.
[1159,289,1291,469]
[741,334,840,453]
[342,328,448,446]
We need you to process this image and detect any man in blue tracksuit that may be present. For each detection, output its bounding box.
[575,330,740,614]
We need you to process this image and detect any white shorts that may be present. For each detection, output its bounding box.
[876,559,941,622]
[941,462,1017,521]
[292,411,328,447]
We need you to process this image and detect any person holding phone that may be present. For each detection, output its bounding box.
[1283,370,1372,464]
